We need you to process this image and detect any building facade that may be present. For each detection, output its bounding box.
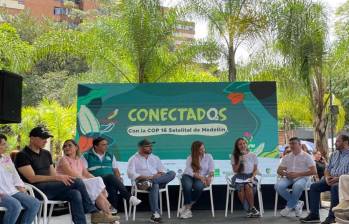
[0,0,97,21]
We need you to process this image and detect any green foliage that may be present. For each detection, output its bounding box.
[0,23,33,72]
[1,100,76,160]
[187,0,269,81]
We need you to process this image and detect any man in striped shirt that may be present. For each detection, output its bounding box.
[300,134,349,224]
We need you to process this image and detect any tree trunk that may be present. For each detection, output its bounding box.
[228,45,237,82]
[311,68,329,159]
[139,64,145,83]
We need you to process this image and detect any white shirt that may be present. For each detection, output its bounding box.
[280,151,315,173]
[231,152,258,174]
[0,155,25,196]
[127,153,166,180]
[81,149,118,169]
[183,153,214,177]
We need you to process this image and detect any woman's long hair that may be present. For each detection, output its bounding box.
[191,141,204,173]
[233,138,248,173]
[63,139,80,158]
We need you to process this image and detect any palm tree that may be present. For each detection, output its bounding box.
[78,0,212,83]
[272,0,330,156]
[38,99,76,160]
[187,0,269,81]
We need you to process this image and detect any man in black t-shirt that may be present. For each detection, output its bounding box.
[15,126,117,224]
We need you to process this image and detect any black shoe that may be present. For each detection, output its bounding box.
[320,217,335,224]
[246,208,252,218]
[300,214,321,223]
[249,207,260,217]
[150,214,162,223]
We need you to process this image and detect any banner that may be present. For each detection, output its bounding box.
[76,82,279,185]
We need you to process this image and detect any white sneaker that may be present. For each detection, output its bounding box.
[179,207,192,219]
[280,206,292,217]
[129,196,142,206]
[295,200,304,217]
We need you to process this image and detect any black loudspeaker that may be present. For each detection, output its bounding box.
[0,70,23,124]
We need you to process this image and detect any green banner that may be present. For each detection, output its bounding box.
[76,82,279,161]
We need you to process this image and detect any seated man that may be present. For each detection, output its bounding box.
[15,126,115,224]
[0,134,40,224]
[300,134,349,224]
[275,137,316,217]
[82,137,141,213]
[127,139,176,223]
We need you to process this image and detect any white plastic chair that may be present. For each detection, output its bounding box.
[116,190,129,221]
[129,180,171,221]
[0,184,38,224]
[25,183,72,224]
[273,177,311,216]
[176,175,215,218]
[224,174,264,217]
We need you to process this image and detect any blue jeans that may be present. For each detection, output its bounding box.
[308,178,339,219]
[181,174,206,206]
[34,178,97,224]
[0,192,40,224]
[274,177,310,208]
[149,171,176,214]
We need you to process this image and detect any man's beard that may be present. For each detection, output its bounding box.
[144,149,152,155]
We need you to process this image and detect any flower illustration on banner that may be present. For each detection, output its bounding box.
[243,131,253,142]
[227,93,244,105]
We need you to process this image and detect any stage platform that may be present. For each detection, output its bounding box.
[50,209,336,224]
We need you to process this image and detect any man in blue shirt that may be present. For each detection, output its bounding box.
[300,134,349,224]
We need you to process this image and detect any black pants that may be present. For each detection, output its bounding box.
[102,174,131,209]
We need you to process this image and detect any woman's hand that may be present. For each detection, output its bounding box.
[205,176,212,186]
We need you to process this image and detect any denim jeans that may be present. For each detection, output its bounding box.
[0,192,40,224]
[308,178,339,219]
[181,174,206,206]
[149,171,176,214]
[34,178,97,224]
[274,177,310,208]
[102,174,131,209]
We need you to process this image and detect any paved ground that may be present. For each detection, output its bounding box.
[50,209,334,224]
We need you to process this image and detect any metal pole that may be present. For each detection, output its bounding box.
[330,78,334,152]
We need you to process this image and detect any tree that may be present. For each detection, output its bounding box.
[272,0,330,155]
[0,23,33,73]
[187,0,269,81]
[79,0,215,83]
[1,100,76,160]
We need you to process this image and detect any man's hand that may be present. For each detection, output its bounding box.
[55,175,75,186]
[327,176,339,186]
[286,172,299,179]
[153,172,164,179]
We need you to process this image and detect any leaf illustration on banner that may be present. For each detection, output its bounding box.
[101,123,115,133]
[227,93,244,105]
[254,143,265,156]
[78,105,100,135]
[107,109,119,120]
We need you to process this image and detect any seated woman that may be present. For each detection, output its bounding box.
[313,150,326,181]
[179,141,214,219]
[0,134,40,224]
[56,139,116,219]
[231,137,260,217]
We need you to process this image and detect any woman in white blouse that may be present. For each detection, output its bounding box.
[0,134,40,224]
[231,137,260,217]
[179,141,214,219]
